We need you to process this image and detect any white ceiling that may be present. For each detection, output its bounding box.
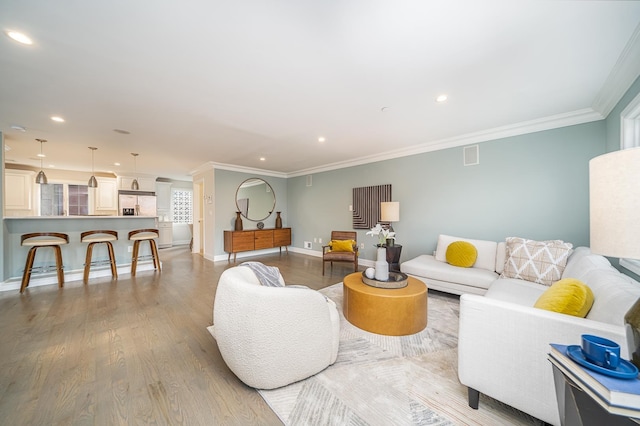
[1,1,640,181]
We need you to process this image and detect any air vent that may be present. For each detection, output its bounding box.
[464,145,479,166]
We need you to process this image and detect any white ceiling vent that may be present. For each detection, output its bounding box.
[464,145,479,166]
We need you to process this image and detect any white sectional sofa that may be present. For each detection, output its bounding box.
[458,247,640,425]
[401,234,506,295]
[402,235,640,424]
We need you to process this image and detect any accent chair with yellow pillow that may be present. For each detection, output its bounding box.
[322,231,358,276]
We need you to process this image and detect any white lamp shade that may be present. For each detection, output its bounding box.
[381,201,400,222]
[589,147,640,259]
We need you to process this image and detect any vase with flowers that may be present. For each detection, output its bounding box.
[366,224,396,281]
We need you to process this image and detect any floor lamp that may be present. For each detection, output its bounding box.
[589,147,640,367]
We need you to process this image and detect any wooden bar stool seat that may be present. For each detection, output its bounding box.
[81,230,118,283]
[128,229,161,276]
[20,232,69,293]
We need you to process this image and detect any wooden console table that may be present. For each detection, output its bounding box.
[224,228,291,262]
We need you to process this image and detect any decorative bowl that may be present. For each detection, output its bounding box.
[361,271,408,289]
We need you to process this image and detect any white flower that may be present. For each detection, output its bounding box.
[366,223,396,246]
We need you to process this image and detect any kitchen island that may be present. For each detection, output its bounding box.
[3,216,158,291]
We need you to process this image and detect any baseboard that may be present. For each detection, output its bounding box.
[0,261,161,292]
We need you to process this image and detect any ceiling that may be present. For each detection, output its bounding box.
[1,1,640,181]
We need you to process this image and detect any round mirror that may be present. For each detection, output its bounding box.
[235,178,276,221]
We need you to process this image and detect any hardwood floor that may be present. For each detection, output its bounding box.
[0,247,358,425]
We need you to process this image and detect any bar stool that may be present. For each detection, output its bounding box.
[128,229,161,276]
[81,230,118,283]
[20,232,69,293]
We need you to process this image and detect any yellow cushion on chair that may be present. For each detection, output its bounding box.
[330,240,355,252]
[445,241,478,268]
[534,278,594,317]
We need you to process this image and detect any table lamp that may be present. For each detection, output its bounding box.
[589,147,640,367]
[381,201,400,246]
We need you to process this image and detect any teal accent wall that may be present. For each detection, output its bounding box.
[214,169,288,255]
[287,121,606,264]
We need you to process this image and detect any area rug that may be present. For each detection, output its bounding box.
[257,283,540,426]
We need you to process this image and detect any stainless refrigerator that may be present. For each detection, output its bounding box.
[119,191,157,216]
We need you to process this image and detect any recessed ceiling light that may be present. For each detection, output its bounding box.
[5,30,32,45]
[114,162,121,166]
[51,116,65,123]
[318,137,326,143]
[436,94,448,103]
[259,157,266,161]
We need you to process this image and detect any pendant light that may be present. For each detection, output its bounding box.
[131,153,139,190]
[35,138,48,184]
[88,147,98,188]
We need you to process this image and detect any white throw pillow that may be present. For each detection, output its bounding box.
[501,237,573,286]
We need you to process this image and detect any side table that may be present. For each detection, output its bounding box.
[551,363,639,425]
[386,244,402,272]
[342,272,427,336]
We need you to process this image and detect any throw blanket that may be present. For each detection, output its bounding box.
[240,262,283,287]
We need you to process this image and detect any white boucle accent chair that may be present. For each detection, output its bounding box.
[210,266,340,389]
[458,247,640,425]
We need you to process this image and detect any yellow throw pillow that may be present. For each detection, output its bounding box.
[445,241,477,268]
[534,278,594,318]
[330,239,355,252]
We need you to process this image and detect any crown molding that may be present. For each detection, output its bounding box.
[287,108,604,178]
[592,23,640,117]
[191,108,605,180]
[207,161,288,179]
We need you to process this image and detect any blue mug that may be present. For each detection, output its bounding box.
[581,334,620,370]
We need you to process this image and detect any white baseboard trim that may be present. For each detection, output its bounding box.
[0,261,161,292]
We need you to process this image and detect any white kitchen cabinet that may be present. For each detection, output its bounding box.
[95,178,118,211]
[158,222,173,248]
[118,176,156,192]
[4,170,35,213]
[156,182,172,217]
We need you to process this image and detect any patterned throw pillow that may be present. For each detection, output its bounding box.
[501,237,573,286]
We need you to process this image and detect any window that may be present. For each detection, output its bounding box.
[40,183,89,216]
[172,189,193,224]
[621,91,640,149]
[40,184,64,216]
[68,184,89,215]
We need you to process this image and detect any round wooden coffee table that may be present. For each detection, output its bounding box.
[343,272,427,336]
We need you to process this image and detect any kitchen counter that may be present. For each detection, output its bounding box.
[4,215,156,219]
[2,215,158,289]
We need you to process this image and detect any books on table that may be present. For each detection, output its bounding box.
[549,343,640,418]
